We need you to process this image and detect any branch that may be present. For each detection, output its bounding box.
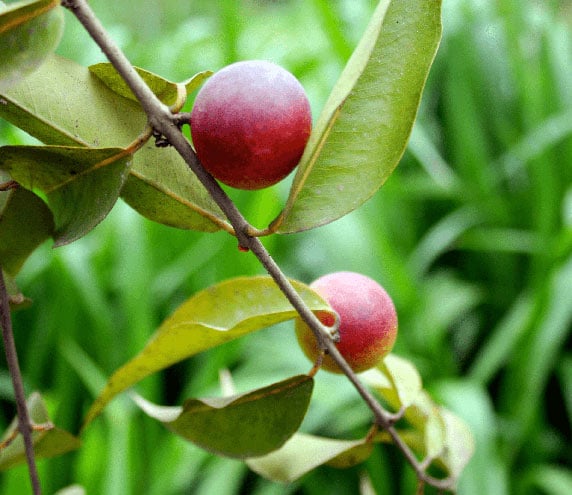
[62,1,456,490]
[0,270,42,495]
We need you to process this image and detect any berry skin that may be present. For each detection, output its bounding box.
[190,60,312,190]
[295,272,398,374]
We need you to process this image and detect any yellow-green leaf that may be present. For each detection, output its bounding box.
[183,70,213,95]
[90,63,181,105]
[89,63,212,107]
[326,442,375,469]
[0,54,145,147]
[404,390,447,460]
[381,354,423,408]
[84,276,333,426]
[0,0,64,91]
[438,407,475,479]
[247,433,372,483]
[363,364,447,461]
[272,0,442,233]
[0,392,81,471]
[361,353,423,410]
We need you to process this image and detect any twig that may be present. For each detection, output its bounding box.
[0,180,19,191]
[62,1,456,490]
[0,422,54,451]
[0,270,42,495]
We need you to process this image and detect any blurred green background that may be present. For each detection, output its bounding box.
[1,0,572,493]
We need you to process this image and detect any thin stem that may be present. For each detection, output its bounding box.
[0,270,42,495]
[62,1,456,490]
[0,422,54,451]
[385,423,455,491]
[0,180,19,191]
[123,124,154,155]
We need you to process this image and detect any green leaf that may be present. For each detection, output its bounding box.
[247,433,371,483]
[326,442,375,469]
[379,354,423,409]
[0,54,145,147]
[89,63,179,105]
[403,384,474,480]
[438,406,475,479]
[183,70,213,95]
[0,146,130,246]
[54,486,86,495]
[84,276,334,426]
[0,392,81,471]
[0,0,64,92]
[0,54,226,232]
[272,0,442,233]
[423,405,448,460]
[89,63,212,107]
[362,362,447,461]
[361,354,423,410]
[0,180,54,275]
[134,375,313,459]
[403,391,446,460]
[120,143,226,232]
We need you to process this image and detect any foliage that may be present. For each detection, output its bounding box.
[0,0,571,494]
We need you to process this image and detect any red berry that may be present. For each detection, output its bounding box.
[296,272,398,374]
[190,60,312,190]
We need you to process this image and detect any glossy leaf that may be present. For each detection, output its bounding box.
[272,0,443,233]
[0,180,54,275]
[0,392,81,471]
[134,375,313,458]
[84,276,333,426]
[0,0,64,91]
[247,433,371,482]
[0,146,130,245]
[0,54,226,231]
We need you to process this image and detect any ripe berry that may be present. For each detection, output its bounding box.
[296,272,398,374]
[190,60,312,190]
